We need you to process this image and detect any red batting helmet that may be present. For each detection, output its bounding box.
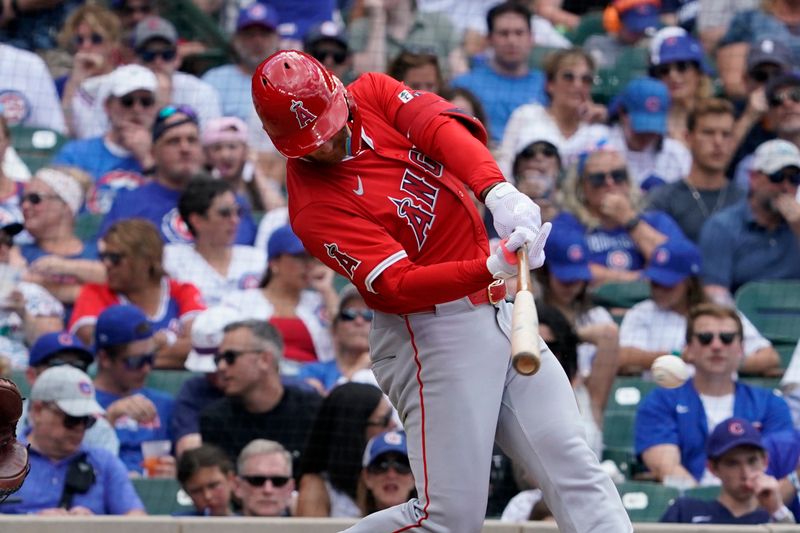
[251,50,349,158]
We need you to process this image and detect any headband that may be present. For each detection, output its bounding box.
[35,168,83,215]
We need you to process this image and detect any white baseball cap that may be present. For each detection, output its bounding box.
[107,64,157,98]
[185,306,243,373]
[513,123,562,160]
[752,139,800,175]
[30,366,104,417]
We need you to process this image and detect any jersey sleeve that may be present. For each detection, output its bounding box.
[353,73,505,197]
[635,388,680,455]
[171,280,206,321]
[292,202,493,313]
[68,284,114,333]
[643,211,688,242]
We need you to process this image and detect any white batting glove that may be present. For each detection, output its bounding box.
[485,182,542,239]
[486,224,551,279]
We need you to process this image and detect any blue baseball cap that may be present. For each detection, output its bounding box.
[651,33,709,73]
[611,77,670,135]
[29,332,94,367]
[267,224,306,259]
[236,2,278,32]
[95,304,153,349]
[544,229,591,283]
[644,239,701,287]
[616,0,661,34]
[362,430,408,467]
[706,417,764,459]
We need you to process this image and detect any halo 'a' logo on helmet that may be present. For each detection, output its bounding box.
[291,100,317,129]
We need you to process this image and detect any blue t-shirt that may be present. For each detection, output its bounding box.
[171,375,224,441]
[20,240,98,264]
[661,498,770,524]
[635,379,794,481]
[552,211,687,272]
[698,201,800,292]
[764,429,800,521]
[2,443,143,514]
[95,386,175,474]
[54,137,146,215]
[99,181,256,245]
[297,360,342,392]
[450,64,546,142]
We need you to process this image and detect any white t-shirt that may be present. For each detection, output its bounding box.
[607,125,691,189]
[0,281,64,369]
[619,299,771,360]
[698,392,734,486]
[220,287,334,362]
[498,104,609,179]
[162,244,266,307]
[0,44,66,133]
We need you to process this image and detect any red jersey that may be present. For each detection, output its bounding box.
[288,73,505,314]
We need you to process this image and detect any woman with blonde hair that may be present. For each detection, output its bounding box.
[69,218,205,368]
[57,4,123,136]
[554,142,688,283]
[20,166,105,306]
[499,47,608,178]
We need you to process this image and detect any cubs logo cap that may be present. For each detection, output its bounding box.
[543,228,591,283]
[267,224,306,259]
[95,304,154,350]
[28,332,94,368]
[362,430,408,467]
[133,16,177,49]
[643,239,701,288]
[706,417,764,459]
[609,77,670,135]
[30,366,105,417]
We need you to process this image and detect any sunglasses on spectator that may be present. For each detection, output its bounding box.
[121,353,155,371]
[120,94,155,109]
[312,49,347,65]
[650,60,695,78]
[520,143,558,160]
[694,331,738,346]
[769,87,800,108]
[72,32,104,47]
[99,251,125,266]
[750,67,781,84]
[214,206,243,218]
[585,169,628,187]
[46,403,97,430]
[768,167,800,185]
[366,411,393,428]
[367,458,412,475]
[339,309,374,322]
[22,192,60,205]
[241,475,291,488]
[45,356,90,373]
[138,48,177,63]
[214,348,259,366]
[559,71,593,86]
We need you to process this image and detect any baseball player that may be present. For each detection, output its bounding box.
[251,50,632,533]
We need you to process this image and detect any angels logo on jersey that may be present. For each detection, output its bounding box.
[389,168,440,250]
[325,243,361,278]
[291,100,317,128]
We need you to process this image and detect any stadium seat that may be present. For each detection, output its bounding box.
[590,280,650,322]
[145,370,199,396]
[131,478,194,515]
[617,481,679,522]
[566,11,605,46]
[74,213,104,242]
[606,377,657,415]
[602,411,637,477]
[684,485,721,501]
[10,126,67,173]
[735,280,800,346]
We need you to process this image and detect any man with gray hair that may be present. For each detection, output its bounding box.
[199,320,321,468]
[234,439,295,517]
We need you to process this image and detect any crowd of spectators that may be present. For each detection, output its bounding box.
[1,0,800,526]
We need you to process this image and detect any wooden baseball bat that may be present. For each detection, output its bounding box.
[511,243,541,376]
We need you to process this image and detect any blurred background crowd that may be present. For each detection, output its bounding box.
[1,0,800,526]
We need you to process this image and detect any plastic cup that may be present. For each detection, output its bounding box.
[141,439,171,478]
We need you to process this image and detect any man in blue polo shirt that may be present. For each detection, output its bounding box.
[661,417,795,524]
[635,303,793,487]
[5,365,143,515]
[450,2,546,143]
[93,304,175,476]
[699,139,800,303]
